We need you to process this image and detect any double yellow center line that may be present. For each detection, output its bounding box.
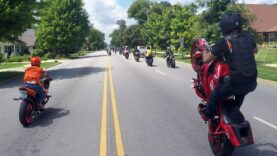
[100,57,125,156]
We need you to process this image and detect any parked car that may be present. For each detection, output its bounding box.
[137,46,147,57]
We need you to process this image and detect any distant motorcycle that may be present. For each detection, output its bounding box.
[134,51,140,62]
[14,78,52,127]
[124,49,129,59]
[166,55,176,68]
[146,56,153,66]
[108,51,111,56]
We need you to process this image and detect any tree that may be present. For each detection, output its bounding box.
[109,20,127,47]
[84,27,105,51]
[170,4,198,53]
[0,0,37,41]
[124,25,145,48]
[36,0,90,55]
[127,0,152,25]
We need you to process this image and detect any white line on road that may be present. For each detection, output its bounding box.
[253,116,277,130]
[155,70,166,75]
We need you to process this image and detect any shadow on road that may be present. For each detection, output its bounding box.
[48,66,106,80]
[29,107,70,127]
[234,143,277,156]
[0,67,105,89]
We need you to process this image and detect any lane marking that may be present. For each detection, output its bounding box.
[108,58,125,156]
[155,70,166,75]
[253,116,277,130]
[100,58,108,156]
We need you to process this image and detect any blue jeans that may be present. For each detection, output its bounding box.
[24,83,45,104]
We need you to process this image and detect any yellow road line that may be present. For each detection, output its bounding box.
[99,58,108,156]
[108,58,125,156]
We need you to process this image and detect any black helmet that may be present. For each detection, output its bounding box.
[220,11,242,36]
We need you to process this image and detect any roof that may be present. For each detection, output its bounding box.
[245,4,277,32]
[18,29,36,47]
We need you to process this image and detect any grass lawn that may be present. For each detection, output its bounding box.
[257,65,277,81]
[41,61,61,69]
[0,62,28,70]
[255,48,277,64]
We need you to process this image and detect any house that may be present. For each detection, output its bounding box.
[245,4,277,43]
[0,29,36,57]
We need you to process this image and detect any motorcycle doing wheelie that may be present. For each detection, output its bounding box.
[191,39,254,156]
[14,78,52,127]
[166,55,176,68]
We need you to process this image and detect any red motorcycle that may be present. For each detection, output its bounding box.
[14,78,52,127]
[191,39,254,156]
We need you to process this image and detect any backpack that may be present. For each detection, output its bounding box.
[225,33,257,84]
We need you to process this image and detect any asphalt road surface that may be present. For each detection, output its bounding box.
[0,51,276,156]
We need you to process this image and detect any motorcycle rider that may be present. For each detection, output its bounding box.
[165,46,173,62]
[23,56,51,109]
[198,11,257,121]
[145,46,153,58]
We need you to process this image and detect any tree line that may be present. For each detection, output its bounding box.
[0,0,106,56]
[109,0,256,54]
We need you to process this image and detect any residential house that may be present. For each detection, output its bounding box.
[0,29,36,57]
[245,4,277,43]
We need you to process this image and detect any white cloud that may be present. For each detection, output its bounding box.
[83,0,135,44]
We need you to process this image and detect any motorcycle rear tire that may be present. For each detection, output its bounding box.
[19,101,34,127]
[209,134,234,156]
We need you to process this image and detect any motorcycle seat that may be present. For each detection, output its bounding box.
[19,87,37,97]
[221,101,245,124]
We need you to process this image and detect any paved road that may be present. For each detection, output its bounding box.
[0,51,276,156]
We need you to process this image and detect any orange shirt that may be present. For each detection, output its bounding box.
[23,66,45,85]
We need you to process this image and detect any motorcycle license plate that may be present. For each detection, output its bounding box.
[19,90,28,99]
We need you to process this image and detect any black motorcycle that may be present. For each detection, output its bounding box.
[14,78,52,127]
[146,56,153,66]
[134,51,140,62]
[166,55,175,68]
[124,50,129,59]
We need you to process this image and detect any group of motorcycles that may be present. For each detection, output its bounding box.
[14,40,254,156]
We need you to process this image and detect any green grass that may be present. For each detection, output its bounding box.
[68,51,92,59]
[41,61,61,69]
[255,48,277,64]
[257,65,277,81]
[0,62,28,70]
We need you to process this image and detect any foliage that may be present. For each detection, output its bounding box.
[36,0,91,55]
[0,0,37,41]
[124,25,145,48]
[109,20,127,47]
[127,0,153,25]
[6,55,29,62]
[84,27,105,51]
[0,53,4,63]
[32,49,44,57]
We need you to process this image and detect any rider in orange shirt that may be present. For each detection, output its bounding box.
[23,57,50,109]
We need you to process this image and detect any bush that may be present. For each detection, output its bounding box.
[44,52,57,59]
[6,55,29,62]
[21,48,31,56]
[0,53,4,63]
[32,49,44,57]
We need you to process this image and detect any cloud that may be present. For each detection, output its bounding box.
[83,0,135,44]
[237,0,277,4]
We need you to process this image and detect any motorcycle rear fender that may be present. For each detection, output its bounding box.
[222,121,254,147]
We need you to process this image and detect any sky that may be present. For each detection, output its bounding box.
[83,0,277,44]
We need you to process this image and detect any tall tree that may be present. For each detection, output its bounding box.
[0,0,37,41]
[124,25,145,48]
[36,0,90,55]
[109,20,127,47]
[127,0,152,25]
[84,27,105,51]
